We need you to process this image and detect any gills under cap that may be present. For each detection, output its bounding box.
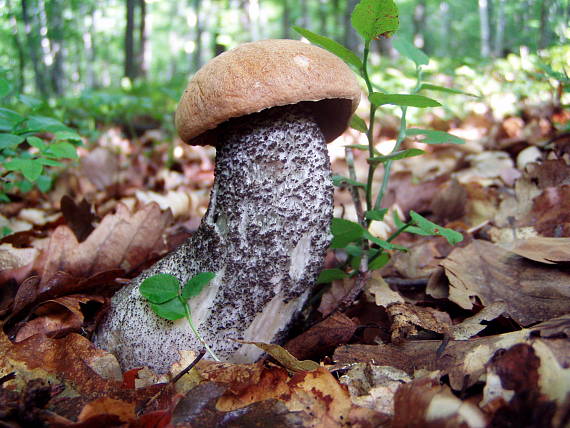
[175,39,361,146]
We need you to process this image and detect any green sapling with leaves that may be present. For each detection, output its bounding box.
[294,0,467,282]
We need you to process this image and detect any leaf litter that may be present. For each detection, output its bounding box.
[0,95,569,426]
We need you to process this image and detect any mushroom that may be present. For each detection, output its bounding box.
[93,39,360,373]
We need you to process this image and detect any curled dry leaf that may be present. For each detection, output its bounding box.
[38,202,172,285]
[450,301,507,340]
[14,295,105,342]
[284,312,358,361]
[387,303,451,343]
[392,377,487,428]
[507,237,570,264]
[441,239,570,326]
[0,243,39,284]
[234,341,320,373]
[339,363,411,416]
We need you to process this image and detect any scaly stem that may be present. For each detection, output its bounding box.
[182,298,220,362]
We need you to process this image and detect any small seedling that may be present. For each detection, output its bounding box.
[294,0,470,282]
[139,272,220,361]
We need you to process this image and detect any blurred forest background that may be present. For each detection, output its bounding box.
[0,0,568,99]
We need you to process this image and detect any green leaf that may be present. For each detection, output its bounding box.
[392,37,429,66]
[330,218,365,248]
[150,298,186,321]
[46,142,78,159]
[18,94,43,109]
[363,230,407,251]
[292,26,363,70]
[0,78,11,98]
[26,116,68,133]
[351,0,399,41]
[4,158,43,182]
[0,133,25,150]
[368,148,425,164]
[182,272,215,300]
[140,273,180,304]
[27,136,47,150]
[368,252,390,270]
[369,92,441,108]
[345,245,363,257]
[365,209,388,221]
[350,115,368,133]
[36,158,63,167]
[317,268,348,284]
[406,129,465,145]
[36,175,52,193]
[0,108,24,132]
[420,83,479,97]
[54,130,82,143]
[332,175,367,188]
[409,211,464,245]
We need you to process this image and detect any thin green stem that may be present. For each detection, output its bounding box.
[362,40,380,215]
[181,298,220,362]
[373,65,423,211]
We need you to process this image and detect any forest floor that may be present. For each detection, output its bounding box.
[1,94,569,427]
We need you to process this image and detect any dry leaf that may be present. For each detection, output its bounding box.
[237,340,320,372]
[508,237,570,264]
[387,303,451,343]
[334,315,570,391]
[367,274,404,307]
[392,377,487,428]
[450,301,507,340]
[39,202,172,285]
[441,239,570,326]
[14,295,105,342]
[285,312,358,361]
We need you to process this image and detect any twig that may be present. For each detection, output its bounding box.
[137,350,206,415]
[345,147,365,227]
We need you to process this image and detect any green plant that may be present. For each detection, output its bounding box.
[0,77,81,205]
[293,0,467,282]
[139,272,220,361]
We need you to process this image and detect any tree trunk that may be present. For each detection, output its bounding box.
[7,0,26,92]
[48,0,65,95]
[299,0,309,29]
[81,3,97,89]
[282,0,290,38]
[413,0,427,51]
[343,0,360,52]
[137,0,148,78]
[478,0,491,58]
[93,104,333,373]
[125,0,137,79]
[493,0,505,57]
[439,2,451,56]
[538,0,551,49]
[21,0,48,96]
[192,0,203,70]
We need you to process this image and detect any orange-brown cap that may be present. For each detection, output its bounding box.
[175,39,361,146]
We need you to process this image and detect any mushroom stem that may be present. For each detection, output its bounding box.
[93,104,333,373]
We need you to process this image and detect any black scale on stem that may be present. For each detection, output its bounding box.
[93,104,333,373]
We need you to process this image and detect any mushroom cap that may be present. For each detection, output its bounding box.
[175,39,361,146]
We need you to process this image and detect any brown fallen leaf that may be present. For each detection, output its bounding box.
[77,397,135,424]
[531,185,570,237]
[391,377,487,428]
[387,303,451,343]
[38,202,172,286]
[60,196,96,242]
[285,312,358,361]
[333,314,570,391]
[14,295,105,342]
[441,239,570,326]
[0,243,39,284]
[508,237,570,264]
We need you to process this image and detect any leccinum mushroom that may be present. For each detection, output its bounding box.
[93,39,360,373]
